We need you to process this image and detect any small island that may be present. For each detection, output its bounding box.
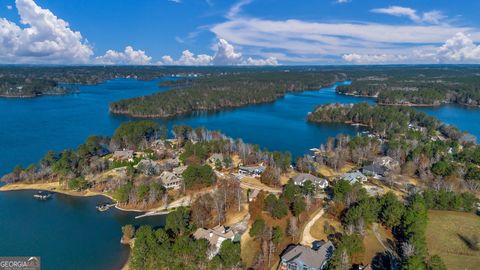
[109,71,344,118]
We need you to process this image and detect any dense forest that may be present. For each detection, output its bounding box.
[109,71,344,117]
[307,103,441,139]
[336,66,480,106]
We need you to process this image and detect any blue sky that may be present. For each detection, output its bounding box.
[1,0,480,65]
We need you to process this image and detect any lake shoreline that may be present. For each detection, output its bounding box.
[336,91,480,108]
[109,81,345,118]
[0,182,149,213]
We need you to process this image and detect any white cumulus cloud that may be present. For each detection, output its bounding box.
[161,39,278,66]
[436,32,480,62]
[176,50,213,65]
[342,32,480,64]
[95,46,152,65]
[213,38,243,65]
[0,0,93,64]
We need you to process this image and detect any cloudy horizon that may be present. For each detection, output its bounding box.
[1,0,480,65]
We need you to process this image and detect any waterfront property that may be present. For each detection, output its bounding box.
[112,150,134,162]
[172,165,188,176]
[341,171,367,184]
[193,225,235,259]
[373,156,400,171]
[158,171,182,189]
[238,166,266,177]
[292,173,329,190]
[361,164,387,179]
[279,241,335,270]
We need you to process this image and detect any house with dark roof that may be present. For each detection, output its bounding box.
[279,241,335,270]
[362,164,387,179]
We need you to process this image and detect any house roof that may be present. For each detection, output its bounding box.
[239,166,265,173]
[281,242,335,268]
[342,171,367,182]
[193,225,234,246]
[292,173,327,186]
[209,153,224,161]
[173,165,188,174]
[113,150,134,160]
[159,171,181,185]
[362,164,387,175]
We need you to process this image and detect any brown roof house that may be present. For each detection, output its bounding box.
[279,241,335,270]
[193,225,235,259]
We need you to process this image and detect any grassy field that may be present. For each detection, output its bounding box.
[358,225,394,265]
[309,214,343,240]
[309,215,394,266]
[426,210,480,270]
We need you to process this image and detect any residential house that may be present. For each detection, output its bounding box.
[341,171,367,184]
[292,173,329,189]
[172,165,188,177]
[279,241,335,270]
[361,164,387,179]
[238,166,265,177]
[208,153,224,164]
[158,171,182,189]
[112,150,134,162]
[193,225,235,259]
[135,159,161,176]
[373,156,400,171]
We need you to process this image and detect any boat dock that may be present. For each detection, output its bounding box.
[96,203,116,212]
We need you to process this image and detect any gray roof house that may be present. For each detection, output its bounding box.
[238,166,265,176]
[279,241,335,270]
[112,150,134,162]
[362,164,387,179]
[292,173,329,189]
[158,171,182,189]
[193,225,235,259]
[341,171,367,184]
[373,156,400,171]
[172,165,188,176]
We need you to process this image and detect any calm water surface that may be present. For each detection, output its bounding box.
[0,190,165,270]
[0,78,479,269]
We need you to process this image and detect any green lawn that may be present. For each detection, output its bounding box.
[426,210,480,270]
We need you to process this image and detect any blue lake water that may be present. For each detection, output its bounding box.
[0,190,165,270]
[0,77,479,269]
